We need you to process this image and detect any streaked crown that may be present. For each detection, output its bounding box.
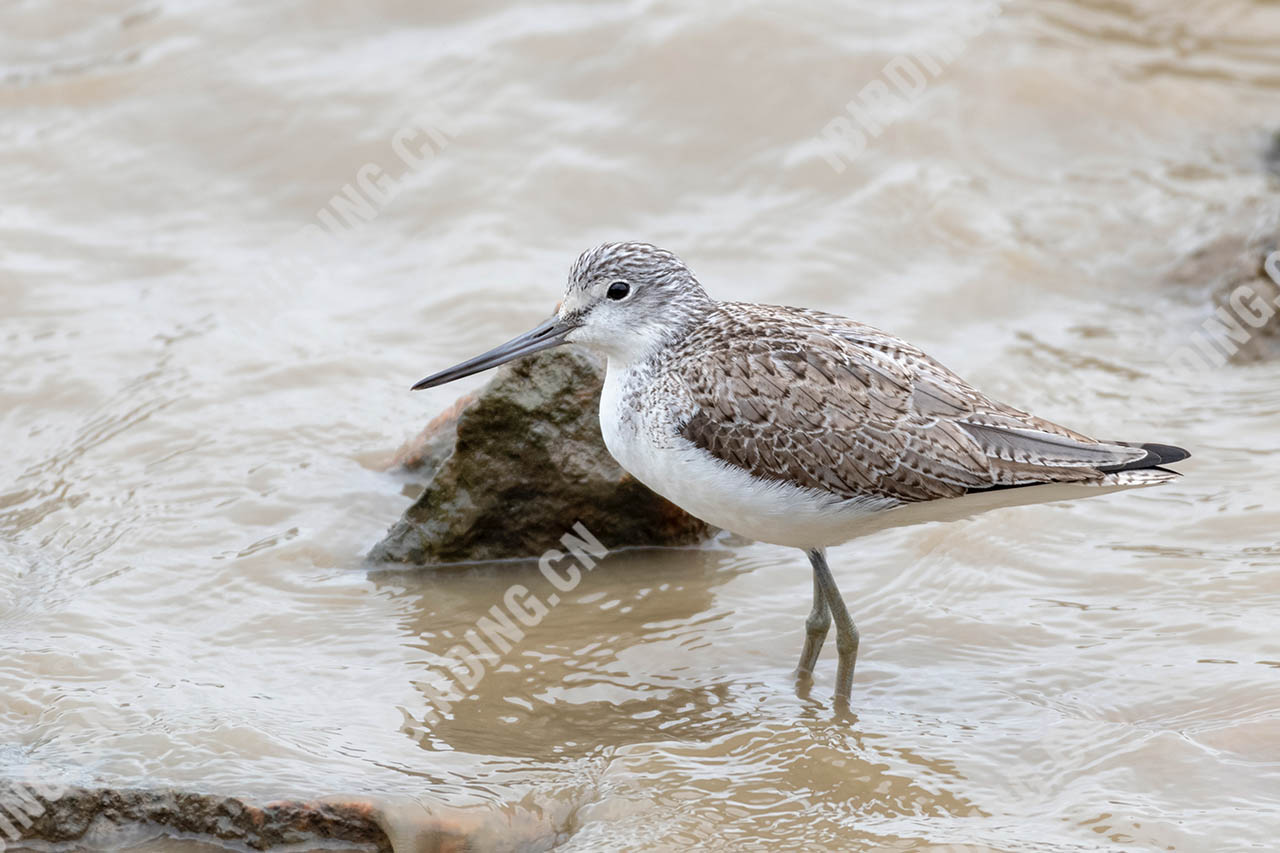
[568,242,702,294]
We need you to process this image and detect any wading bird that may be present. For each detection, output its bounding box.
[412,242,1189,703]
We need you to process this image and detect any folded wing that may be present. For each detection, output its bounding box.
[676,305,1168,504]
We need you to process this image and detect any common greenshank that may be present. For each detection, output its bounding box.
[412,242,1190,703]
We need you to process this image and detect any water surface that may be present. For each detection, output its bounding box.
[3,1,1280,850]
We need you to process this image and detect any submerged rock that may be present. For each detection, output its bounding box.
[0,781,564,851]
[1210,238,1280,364]
[0,783,394,851]
[371,348,712,566]
[1265,128,1280,178]
[1168,217,1280,365]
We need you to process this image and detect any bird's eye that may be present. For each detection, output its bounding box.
[606,281,631,301]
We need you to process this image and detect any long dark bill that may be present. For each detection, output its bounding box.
[411,314,574,390]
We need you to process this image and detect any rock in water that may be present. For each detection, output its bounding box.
[0,780,569,851]
[370,348,712,566]
[1169,218,1280,365]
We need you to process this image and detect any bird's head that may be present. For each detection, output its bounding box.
[412,242,712,390]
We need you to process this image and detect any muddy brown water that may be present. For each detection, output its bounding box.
[3,1,1280,851]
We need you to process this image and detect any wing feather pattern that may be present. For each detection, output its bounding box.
[674,304,1164,504]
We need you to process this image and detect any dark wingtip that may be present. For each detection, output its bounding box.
[1099,441,1192,473]
[1138,443,1191,466]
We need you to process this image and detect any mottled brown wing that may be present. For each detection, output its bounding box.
[675,304,1146,503]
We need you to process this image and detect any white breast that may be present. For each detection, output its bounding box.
[598,361,896,549]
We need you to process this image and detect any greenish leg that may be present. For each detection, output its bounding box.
[808,548,859,703]
[796,569,831,678]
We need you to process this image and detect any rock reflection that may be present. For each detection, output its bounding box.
[371,546,753,758]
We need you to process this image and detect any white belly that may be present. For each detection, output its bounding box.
[599,364,896,549]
